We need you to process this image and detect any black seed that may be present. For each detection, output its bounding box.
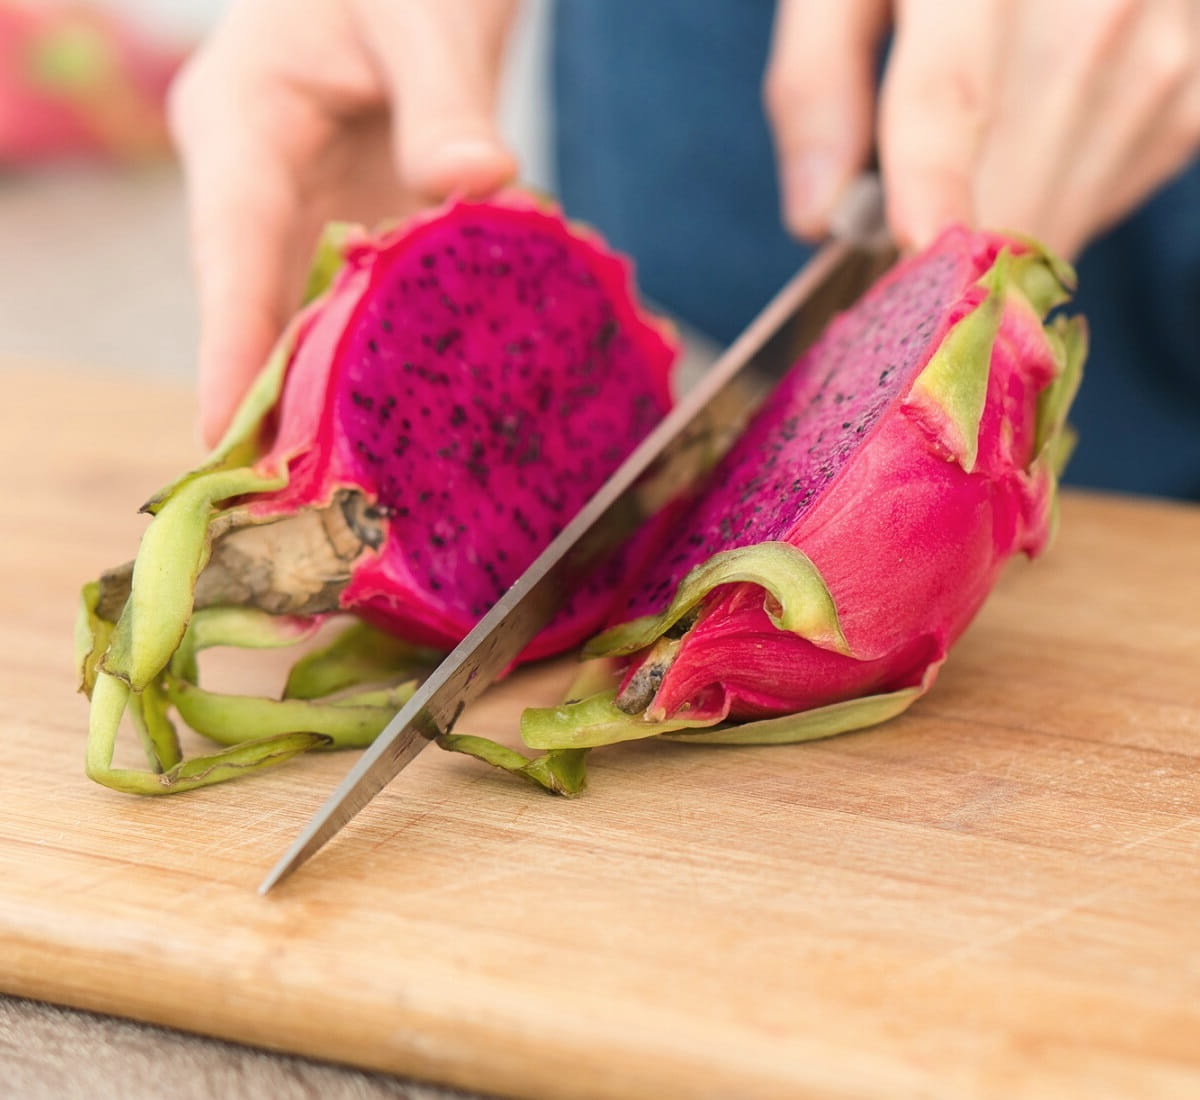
[434,329,461,354]
[594,317,618,351]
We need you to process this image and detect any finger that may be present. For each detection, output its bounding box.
[880,0,1004,249]
[967,0,1198,258]
[1042,0,1198,253]
[353,0,518,199]
[764,0,890,238]
[171,61,302,447]
[971,0,1142,255]
[968,0,1083,252]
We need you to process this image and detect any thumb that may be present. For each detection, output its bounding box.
[169,54,299,449]
[764,0,889,239]
[354,0,518,199]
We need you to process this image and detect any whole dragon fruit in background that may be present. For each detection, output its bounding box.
[77,194,678,794]
[507,228,1085,780]
[0,1,184,164]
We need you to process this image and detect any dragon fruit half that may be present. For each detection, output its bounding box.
[78,193,677,794]
[503,227,1085,781]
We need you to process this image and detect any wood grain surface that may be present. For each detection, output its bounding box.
[2,361,1199,1100]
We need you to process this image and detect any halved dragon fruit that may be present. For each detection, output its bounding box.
[505,227,1085,778]
[77,193,677,794]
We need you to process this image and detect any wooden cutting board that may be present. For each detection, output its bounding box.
[3,362,1199,1099]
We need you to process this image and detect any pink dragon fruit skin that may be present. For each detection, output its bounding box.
[516,227,1085,757]
[78,193,677,794]
[0,2,183,163]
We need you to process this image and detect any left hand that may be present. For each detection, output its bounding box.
[168,0,519,447]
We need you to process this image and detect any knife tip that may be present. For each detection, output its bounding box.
[258,812,341,894]
[258,846,303,895]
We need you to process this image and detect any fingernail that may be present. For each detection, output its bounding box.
[423,138,515,198]
[438,136,506,165]
[783,151,841,237]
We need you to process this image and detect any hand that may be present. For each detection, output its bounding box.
[764,0,1200,256]
[169,0,518,447]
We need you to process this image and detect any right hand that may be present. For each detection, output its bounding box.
[764,0,1200,257]
[169,0,519,447]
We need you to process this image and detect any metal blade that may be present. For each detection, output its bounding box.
[260,178,894,893]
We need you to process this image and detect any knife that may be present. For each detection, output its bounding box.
[259,175,895,893]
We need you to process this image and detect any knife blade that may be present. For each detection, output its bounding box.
[259,176,895,893]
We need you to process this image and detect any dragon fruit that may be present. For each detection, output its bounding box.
[502,227,1085,780]
[0,2,183,163]
[77,193,677,794]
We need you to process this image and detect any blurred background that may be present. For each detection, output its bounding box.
[0,0,555,379]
